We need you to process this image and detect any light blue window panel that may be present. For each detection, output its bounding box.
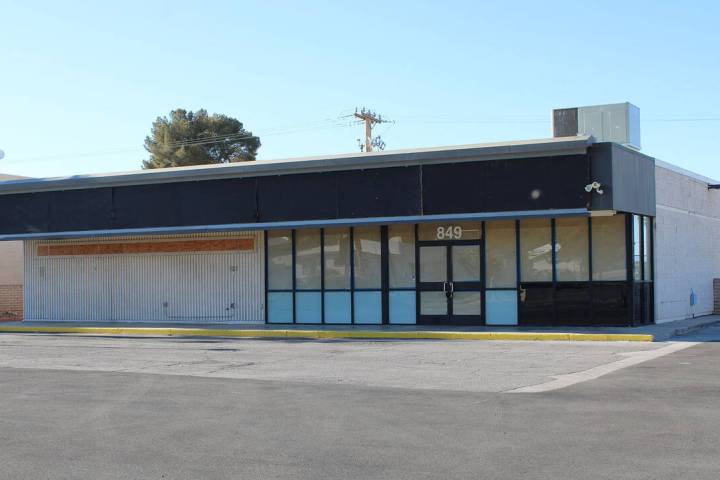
[485,290,518,326]
[324,291,352,324]
[295,292,322,324]
[354,291,382,324]
[267,292,293,324]
[389,291,416,324]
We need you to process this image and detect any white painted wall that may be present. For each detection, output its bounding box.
[654,161,720,323]
[0,241,23,285]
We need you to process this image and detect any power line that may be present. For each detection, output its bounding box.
[164,133,257,148]
[392,115,720,125]
[397,119,547,125]
[644,117,720,122]
[162,116,354,148]
[9,112,720,164]
[7,117,361,163]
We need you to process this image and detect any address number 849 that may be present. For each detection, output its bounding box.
[436,226,463,240]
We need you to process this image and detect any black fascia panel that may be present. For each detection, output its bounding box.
[422,154,590,215]
[0,152,594,236]
[175,178,257,226]
[257,172,339,222]
[589,143,656,216]
[113,178,258,229]
[112,182,181,229]
[48,188,113,232]
[587,143,614,211]
[336,166,421,218]
[0,192,50,234]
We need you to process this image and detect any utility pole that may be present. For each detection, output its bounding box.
[354,108,391,152]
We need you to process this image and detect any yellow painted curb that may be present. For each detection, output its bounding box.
[0,326,653,342]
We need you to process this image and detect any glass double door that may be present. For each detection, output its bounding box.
[418,243,482,325]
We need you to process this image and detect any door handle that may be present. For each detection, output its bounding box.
[442,281,448,293]
[449,282,454,294]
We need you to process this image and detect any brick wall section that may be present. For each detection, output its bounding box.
[37,238,255,257]
[714,279,720,315]
[0,284,23,321]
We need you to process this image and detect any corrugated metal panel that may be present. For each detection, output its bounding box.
[24,231,264,323]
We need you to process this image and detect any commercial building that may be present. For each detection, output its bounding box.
[0,104,716,327]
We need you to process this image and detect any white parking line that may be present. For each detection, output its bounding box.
[507,342,698,393]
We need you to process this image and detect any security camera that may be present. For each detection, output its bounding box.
[584,181,604,195]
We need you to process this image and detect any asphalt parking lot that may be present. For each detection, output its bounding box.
[0,334,676,392]
[0,332,718,479]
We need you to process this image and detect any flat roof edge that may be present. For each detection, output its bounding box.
[655,159,719,185]
[0,136,593,195]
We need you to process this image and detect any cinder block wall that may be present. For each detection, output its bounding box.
[654,163,720,323]
[0,241,24,321]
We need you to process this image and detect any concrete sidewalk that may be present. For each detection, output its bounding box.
[1,315,717,341]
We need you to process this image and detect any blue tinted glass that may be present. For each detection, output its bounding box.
[485,290,518,326]
[295,292,322,324]
[268,292,293,324]
[354,291,382,324]
[324,292,351,324]
[389,291,416,324]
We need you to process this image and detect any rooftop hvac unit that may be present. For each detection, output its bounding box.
[553,102,641,150]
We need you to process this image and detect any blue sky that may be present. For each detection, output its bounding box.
[1,0,718,179]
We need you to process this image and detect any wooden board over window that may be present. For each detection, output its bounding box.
[37,238,255,257]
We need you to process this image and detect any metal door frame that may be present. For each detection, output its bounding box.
[417,238,483,325]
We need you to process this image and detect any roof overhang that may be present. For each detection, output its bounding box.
[0,208,590,241]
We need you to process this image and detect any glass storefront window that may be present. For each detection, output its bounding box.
[323,228,350,289]
[389,291,416,324]
[324,292,351,324]
[267,230,292,290]
[555,217,589,281]
[354,291,382,324]
[643,217,652,281]
[633,215,642,281]
[267,292,293,323]
[520,218,552,282]
[295,291,321,323]
[591,214,627,281]
[389,224,415,288]
[417,222,481,241]
[485,220,516,288]
[295,229,321,290]
[485,290,518,326]
[353,226,381,289]
[268,214,647,325]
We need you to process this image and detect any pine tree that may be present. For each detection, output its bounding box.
[142,109,260,169]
